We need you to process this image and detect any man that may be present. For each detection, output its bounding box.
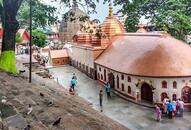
[167,100,173,119]
[178,98,184,117]
[99,90,103,107]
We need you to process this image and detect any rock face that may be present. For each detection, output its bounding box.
[0,71,128,130]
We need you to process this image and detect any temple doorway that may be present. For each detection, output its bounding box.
[161,92,168,102]
[141,83,153,102]
[108,73,115,89]
[182,86,191,103]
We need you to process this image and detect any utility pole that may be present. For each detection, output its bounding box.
[29,0,32,83]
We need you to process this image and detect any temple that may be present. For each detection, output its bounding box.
[54,4,191,109]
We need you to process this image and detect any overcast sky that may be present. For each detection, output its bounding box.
[42,0,121,22]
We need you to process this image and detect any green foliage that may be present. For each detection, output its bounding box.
[0,51,17,74]
[110,0,191,40]
[32,29,46,47]
[15,32,23,44]
[18,0,57,29]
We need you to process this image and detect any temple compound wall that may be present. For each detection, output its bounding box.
[70,45,104,79]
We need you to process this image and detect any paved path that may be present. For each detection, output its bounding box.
[49,66,191,130]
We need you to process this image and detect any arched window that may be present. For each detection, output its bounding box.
[104,69,106,81]
[128,86,131,94]
[98,73,100,79]
[101,74,103,80]
[121,74,124,80]
[172,94,177,101]
[128,76,131,82]
[173,81,177,89]
[122,83,124,91]
[161,92,168,102]
[162,81,167,88]
[117,75,119,88]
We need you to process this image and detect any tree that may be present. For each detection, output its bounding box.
[32,29,46,47]
[18,0,58,29]
[0,0,98,73]
[111,0,191,40]
[0,0,23,73]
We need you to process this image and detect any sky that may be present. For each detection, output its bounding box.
[42,0,122,23]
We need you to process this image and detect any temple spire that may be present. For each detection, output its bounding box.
[108,2,113,17]
[72,0,78,8]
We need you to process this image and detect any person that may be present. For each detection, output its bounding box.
[105,82,111,98]
[177,98,184,117]
[99,90,103,107]
[27,104,33,115]
[167,100,173,119]
[69,87,75,95]
[155,104,161,121]
[70,77,77,90]
[172,100,177,117]
[163,97,169,116]
[72,73,77,80]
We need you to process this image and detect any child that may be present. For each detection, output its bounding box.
[155,104,161,121]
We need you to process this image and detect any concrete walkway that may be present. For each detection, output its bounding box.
[49,66,191,130]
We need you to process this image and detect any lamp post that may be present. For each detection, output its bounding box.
[29,0,32,83]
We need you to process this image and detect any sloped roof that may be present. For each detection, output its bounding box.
[95,33,191,77]
[49,49,68,59]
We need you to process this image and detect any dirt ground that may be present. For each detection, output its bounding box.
[0,69,128,130]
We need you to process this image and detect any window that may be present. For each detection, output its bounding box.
[122,84,124,91]
[172,94,177,101]
[128,86,131,94]
[173,81,177,89]
[98,73,100,79]
[104,69,106,81]
[117,75,119,88]
[86,66,89,73]
[162,80,167,88]
[101,74,103,80]
[128,76,131,82]
[121,74,124,80]
[99,67,101,71]
[79,63,81,68]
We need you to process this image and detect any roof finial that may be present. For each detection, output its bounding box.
[109,2,113,17]
[72,0,78,8]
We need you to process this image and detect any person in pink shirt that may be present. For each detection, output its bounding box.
[177,98,184,117]
[155,104,162,121]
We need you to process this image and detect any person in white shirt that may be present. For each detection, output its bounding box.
[177,98,184,117]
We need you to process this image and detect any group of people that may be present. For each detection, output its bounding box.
[69,73,77,95]
[155,97,184,121]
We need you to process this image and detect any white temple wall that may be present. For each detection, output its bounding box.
[96,64,191,103]
[71,46,94,68]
